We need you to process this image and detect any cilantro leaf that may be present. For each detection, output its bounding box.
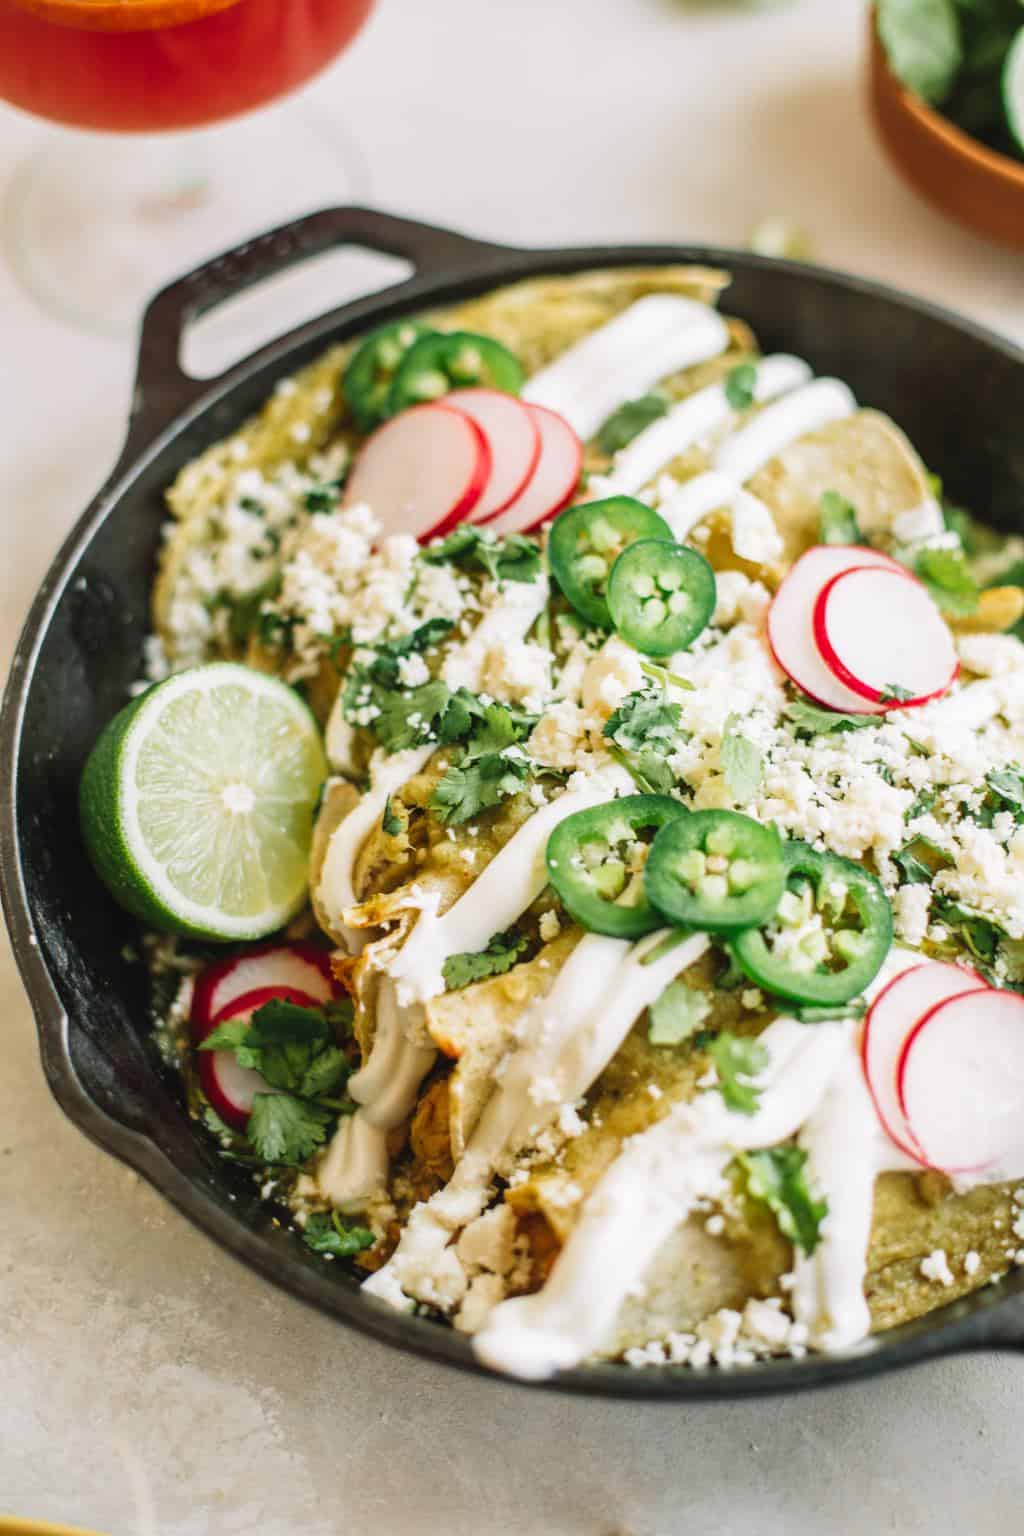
[708,1032,770,1116]
[783,696,875,735]
[880,682,915,705]
[893,835,953,886]
[819,490,863,547]
[605,744,677,795]
[382,796,402,837]
[985,765,1024,817]
[648,980,713,1045]
[201,997,349,1100]
[431,750,531,825]
[302,1210,374,1258]
[200,1016,252,1053]
[443,929,530,990]
[357,619,453,689]
[721,713,763,802]
[877,0,962,105]
[462,701,535,759]
[737,1146,828,1255]
[931,896,1002,965]
[247,1094,333,1165]
[724,362,758,412]
[905,787,937,822]
[596,394,669,455]
[297,1047,351,1101]
[371,678,454,752]
[421,524,541,584]
[916,546,979,618]
[604,683,682,753]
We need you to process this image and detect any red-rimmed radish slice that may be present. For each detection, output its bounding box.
[191,941,335,1040]
[813,565,959,709]
[861,960,987,1160]
[444,389,541,523]
[767,545,903,714]
[343,402,491,541]
[197,983,320,1129]
[487,404,582,535]
[898,988,1024,1175]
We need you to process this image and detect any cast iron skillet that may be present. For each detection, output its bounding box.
[4,207,1024,1399]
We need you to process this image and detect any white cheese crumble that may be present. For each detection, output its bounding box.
[920,1249,955,1287]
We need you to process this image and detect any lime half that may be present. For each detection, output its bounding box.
[1004,26,1024,156]
[80,663,328,941]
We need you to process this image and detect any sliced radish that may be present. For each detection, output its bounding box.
[191,941,335,1040]
[443,389,541,523]
[767,545,904,714]
[343,402,491,541]
[861,960,987,1160]
[197,983,321,1130]
[487,404,582,535]
[813,565,958,709]
[898,989,1024,1175]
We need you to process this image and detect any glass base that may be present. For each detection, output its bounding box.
[3,102,369,338]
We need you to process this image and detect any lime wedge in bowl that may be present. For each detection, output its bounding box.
[1004,26,1024,156]
[80,663,328,941]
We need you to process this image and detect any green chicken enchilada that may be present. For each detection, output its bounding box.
[80,265,1024,1380]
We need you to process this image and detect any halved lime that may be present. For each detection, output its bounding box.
[80,663,328,941]
[1004,26,1024,156]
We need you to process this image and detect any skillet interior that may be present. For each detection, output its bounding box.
[4,208,1024,1398]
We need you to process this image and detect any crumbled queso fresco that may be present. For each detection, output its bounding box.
[146,274,1024,1382]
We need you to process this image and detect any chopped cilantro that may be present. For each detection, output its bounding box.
[596,393,669,454]
[201,995,354,1167]
[724,362,758,412]
[431,750,531,825]
[783,696,874,735]
[648,980,712,1045]
[442,929,530,990]
[880,682,915,705]
[931,897,1002,966]
[302,1210,374,1258]
[638,659,694,692]
[721,713,763,802]
[893,835,953,886]
[708,1032,769,1116]
[819,489,863,546]
[737,1146,828,1255]
[985,766,1024,817]
[382,796,402,837]
[905,787,937,822]
[371,678,455,752]
[202,996,351,1099]
[247,1093,334,1166]
[603,682,682,792]
[421,524,541,584]
[430,700,537,824]
[304,483,343,514]
[916,545,979,618]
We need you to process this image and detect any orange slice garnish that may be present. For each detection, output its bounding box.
[11,0,244,31]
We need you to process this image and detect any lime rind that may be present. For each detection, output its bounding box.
[1004,26,1024,156]
[80,663,327,941]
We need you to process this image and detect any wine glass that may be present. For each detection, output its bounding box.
[0,0,376,335]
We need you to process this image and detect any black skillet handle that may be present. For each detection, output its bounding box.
[128,206,516,448]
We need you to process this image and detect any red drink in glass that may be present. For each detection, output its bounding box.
[0,0,375,132]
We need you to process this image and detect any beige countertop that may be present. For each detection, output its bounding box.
[2,1,1023,1531]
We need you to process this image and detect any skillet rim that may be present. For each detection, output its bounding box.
[4,206,1024,1398]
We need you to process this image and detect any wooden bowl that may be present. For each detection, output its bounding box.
[868,16,1024,249]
